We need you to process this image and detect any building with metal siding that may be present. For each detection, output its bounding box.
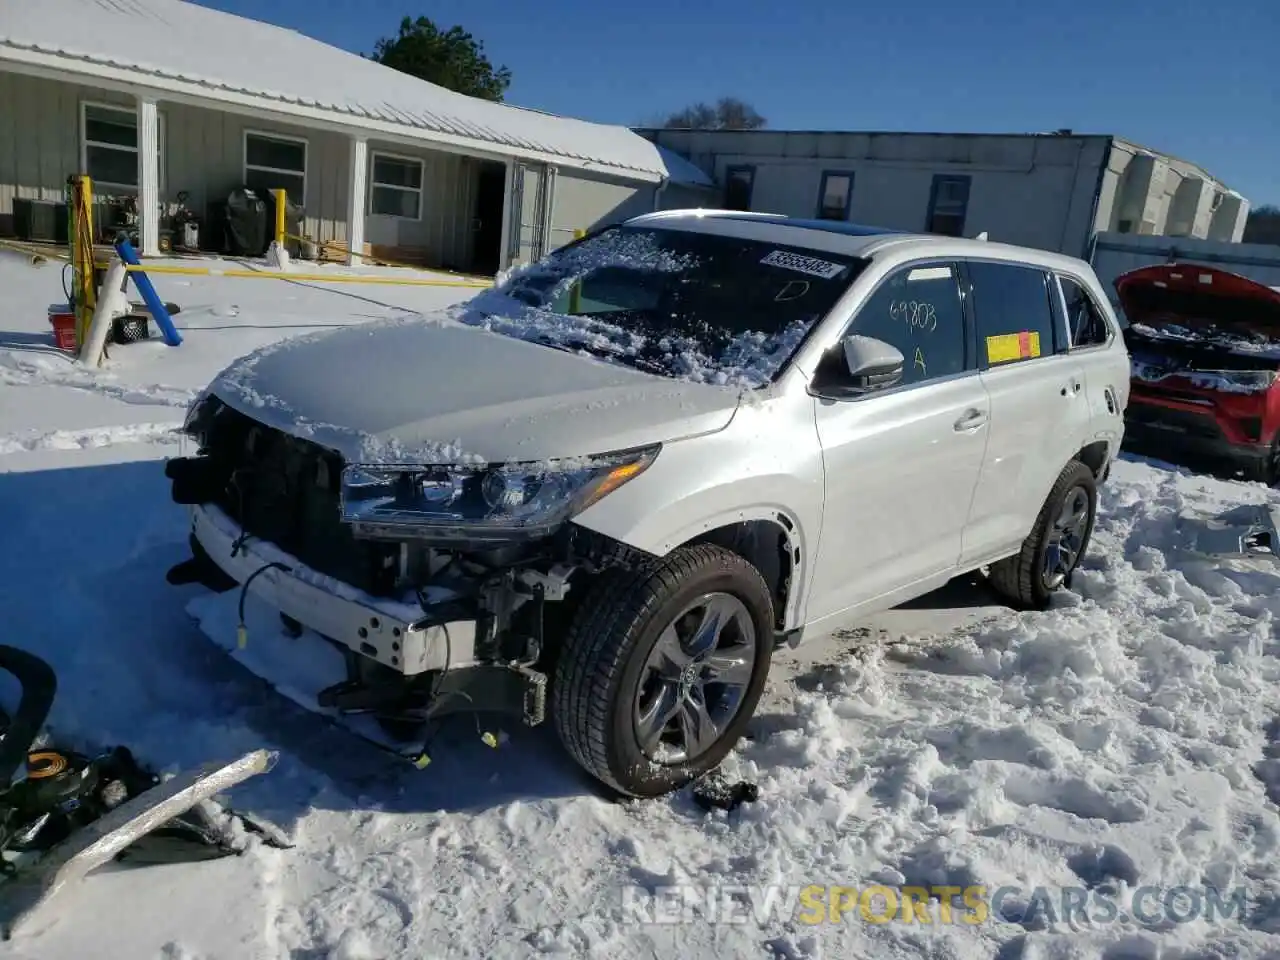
[0,0,712,274]
[635,128,1249,260]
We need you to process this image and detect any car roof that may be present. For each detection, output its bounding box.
[623,208,1094,274]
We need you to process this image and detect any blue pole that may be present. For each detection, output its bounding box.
[114,233,182,346]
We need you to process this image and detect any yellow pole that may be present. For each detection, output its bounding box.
[273,188,287,249]
[72,175,96,347]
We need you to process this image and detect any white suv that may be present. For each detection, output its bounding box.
[166,210,1130,798]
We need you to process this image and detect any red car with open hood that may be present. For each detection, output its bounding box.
[1119,262,1280,484]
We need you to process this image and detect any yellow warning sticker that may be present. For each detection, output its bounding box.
[985,331,1041,365]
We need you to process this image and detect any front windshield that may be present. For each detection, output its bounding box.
[467,224,868,387]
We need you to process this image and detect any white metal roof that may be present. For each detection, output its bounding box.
[0,0,712,187]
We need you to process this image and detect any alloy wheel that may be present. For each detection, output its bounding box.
[632,592,757,765]
[1043,485,1091,589]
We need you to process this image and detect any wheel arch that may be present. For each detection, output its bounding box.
[1074,439,1111,480]
[677,513,804,634]
[572,468,821,632]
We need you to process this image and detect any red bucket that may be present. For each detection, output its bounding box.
[48,304,78,352]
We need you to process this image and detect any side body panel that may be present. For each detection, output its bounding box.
[571,387,825,631]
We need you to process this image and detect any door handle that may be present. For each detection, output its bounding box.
[1061,379,1082,397]
[954,409,987,431]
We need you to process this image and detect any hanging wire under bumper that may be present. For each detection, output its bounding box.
[187,503,478,675]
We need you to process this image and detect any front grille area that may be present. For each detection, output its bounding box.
[186,396,401,596]
[1125,402,1222,440]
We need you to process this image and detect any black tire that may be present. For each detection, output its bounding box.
[989,459,1098,610]
[552,544,774,798]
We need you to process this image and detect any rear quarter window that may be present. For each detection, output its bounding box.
[1057,275,1113,347]
[965,261,1058,367]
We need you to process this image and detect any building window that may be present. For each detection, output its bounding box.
[816,171,854,221]
[723,166,754,211]
[369,153,424,219]
[926,175,971,237]
[80,102,163,192]
[244,132,307,204]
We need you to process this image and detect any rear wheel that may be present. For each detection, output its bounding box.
[552,544,774,798]
[989,460,1098,610]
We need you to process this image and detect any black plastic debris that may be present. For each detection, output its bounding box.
[691,769,759,812]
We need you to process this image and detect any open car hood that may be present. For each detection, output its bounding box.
[1116,263,1280,358]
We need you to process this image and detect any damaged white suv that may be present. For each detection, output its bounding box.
[167,210,1130,797]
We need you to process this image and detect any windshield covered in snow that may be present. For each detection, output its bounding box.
[468,225,868,386]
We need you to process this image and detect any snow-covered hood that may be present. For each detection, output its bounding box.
[206,314,744,464]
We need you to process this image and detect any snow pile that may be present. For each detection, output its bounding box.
[3,255,1280,958]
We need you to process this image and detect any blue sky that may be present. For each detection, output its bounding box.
[198,0,1279,207]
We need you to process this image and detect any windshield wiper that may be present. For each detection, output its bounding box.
[529,334,617,360]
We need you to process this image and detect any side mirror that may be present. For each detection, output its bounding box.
[812,334,905,398]
[842,335,905,389]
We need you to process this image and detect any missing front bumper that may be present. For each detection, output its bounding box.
[184,503,477,674]
[175,504,551,755]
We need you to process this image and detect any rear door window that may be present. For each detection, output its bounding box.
[964,261,1059,367]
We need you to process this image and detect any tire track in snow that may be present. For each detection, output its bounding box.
[0,422,183,455]
[0,350,196,409]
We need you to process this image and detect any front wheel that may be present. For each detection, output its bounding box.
[552,544,774,798]
[989,460,1098,610]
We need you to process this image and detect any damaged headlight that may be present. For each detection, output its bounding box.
[338,445,660,542]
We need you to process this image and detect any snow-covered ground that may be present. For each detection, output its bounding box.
[2,252,1280,960]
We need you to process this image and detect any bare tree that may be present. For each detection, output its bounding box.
[657,97,766,131]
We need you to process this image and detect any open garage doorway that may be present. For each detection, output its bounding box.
[471,161,506,276]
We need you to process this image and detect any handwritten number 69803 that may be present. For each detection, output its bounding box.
[889,300,937,333]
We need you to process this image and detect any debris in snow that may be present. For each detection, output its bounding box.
[1173,502,1280,561]
[691,769,761,812]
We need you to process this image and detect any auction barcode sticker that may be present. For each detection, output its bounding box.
[760,250,847,279]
